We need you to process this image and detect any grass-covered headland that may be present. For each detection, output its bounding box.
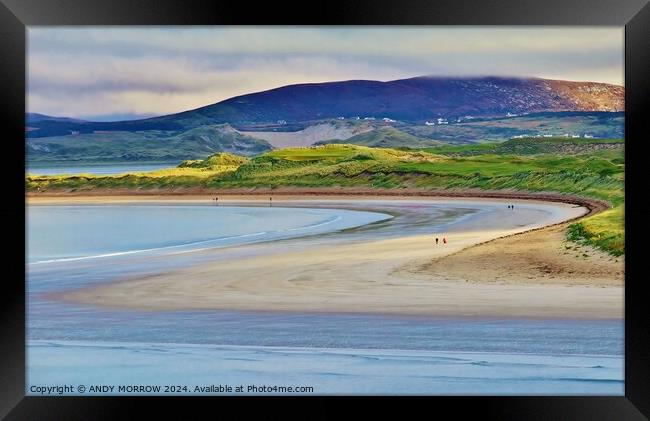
[26,137,624,255]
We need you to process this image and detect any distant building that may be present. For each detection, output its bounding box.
[277,120,286,125]
[437,118,448,125]
[506,112,518,117]
[364,117,376,120]
[425,121,436,126]
[382,117,396,123]
[337,116,345,120]
[571,134,580,138]
[583,134,594,138]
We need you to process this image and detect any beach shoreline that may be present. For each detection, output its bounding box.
[26,188,610,215]
[34,194,624,320]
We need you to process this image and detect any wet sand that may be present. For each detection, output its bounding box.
[43,195,623,319]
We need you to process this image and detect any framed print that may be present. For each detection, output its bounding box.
[1,0,649,419]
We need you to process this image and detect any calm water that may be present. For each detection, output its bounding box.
[26,202,624,395]
[27,205,391,264]
[26,162,175,175]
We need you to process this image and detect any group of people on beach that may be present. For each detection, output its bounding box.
[507,204,515,209]
[434,237,447,245]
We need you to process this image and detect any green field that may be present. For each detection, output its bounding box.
[26,139,625,255]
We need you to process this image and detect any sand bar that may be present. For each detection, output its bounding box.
[37,195,623,319]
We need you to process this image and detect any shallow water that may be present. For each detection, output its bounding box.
[26,162,176,176]
[25,201,623,395]
[28,339,623,395]
[27,205,391,264]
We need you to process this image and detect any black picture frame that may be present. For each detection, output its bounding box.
[2,0,649,419]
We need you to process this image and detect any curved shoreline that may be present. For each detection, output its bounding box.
[29,189,609,265]
[46,196,623,319]
[27,187,610,216]
[28,206,392,266]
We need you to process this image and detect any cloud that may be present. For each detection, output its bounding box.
[27,27,624,120]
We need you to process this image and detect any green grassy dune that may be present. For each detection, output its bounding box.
[318,126,442,148]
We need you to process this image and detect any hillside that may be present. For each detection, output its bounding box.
[317,126,442,148]
[26,113,86,124]
[26,76,624,138]
[169,125,272,155]
[400,111,624,143]
[238,120,374,148]
[26,110,624,164]
[26,124,272,163]
[165,76,623,126]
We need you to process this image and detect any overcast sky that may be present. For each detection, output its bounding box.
[27,26,624,121]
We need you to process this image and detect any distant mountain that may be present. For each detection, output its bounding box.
[153,76,623,126]
[26,113,86,124]
[26,76,624,138]
[80,113,160,122]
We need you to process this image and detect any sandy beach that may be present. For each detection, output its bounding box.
[34,194,623,319]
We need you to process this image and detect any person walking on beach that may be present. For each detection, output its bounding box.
[435,237,439,245]
[443,237,447,244]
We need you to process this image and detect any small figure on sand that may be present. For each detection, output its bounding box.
[215,197,218,205]
[435,237,439,245]
[443,237,447,244]
[270,196,273,207]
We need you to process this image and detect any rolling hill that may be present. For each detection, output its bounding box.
[26,76,624,138]
[317,126,442,148]
[26,124,272,163]
[237,120,374,148]
[160,76,623,127]
[25,76,624,163]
